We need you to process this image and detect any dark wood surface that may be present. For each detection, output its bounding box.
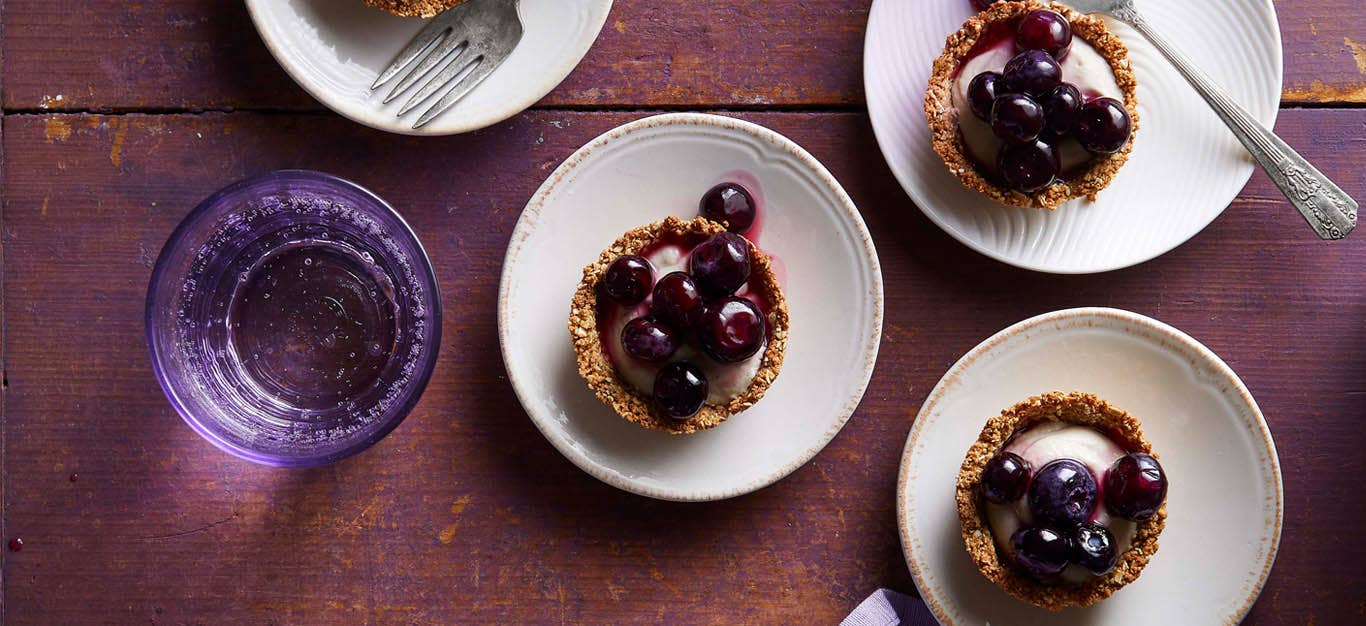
[2,2,1364,625]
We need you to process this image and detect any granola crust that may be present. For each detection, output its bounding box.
[956,392,1167,610]
[363,0,466,18]
[568,217,789,435]
[925,1,1140,209]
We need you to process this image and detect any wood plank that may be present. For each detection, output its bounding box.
[2,109,1363,624]
[2,0,1363,112]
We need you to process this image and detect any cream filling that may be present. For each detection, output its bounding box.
[603,244,764,405]
[952,35,1123,178]
[986,422,1137,584]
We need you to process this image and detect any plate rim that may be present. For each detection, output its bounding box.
[244,0,614,137]
[895,306,1283,624]
[862,0,1285,274]
[497,112,886,501]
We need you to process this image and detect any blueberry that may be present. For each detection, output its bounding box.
[1074,97,1133,154]
[982,452,1031,504]
[1104,452,1168,521]
[653,362,708,419]
[1073,523,1118,576]
[689,232,751,298]
[968,71,1004,121]
[997,139,1060,193]
[620,317,680,363]
[699,183,757,233]
[652,271,705,330]
[1011,526,1072,578]
[1027,458,1098,527]
[1003,49,1062,96]
[602,255,653,305]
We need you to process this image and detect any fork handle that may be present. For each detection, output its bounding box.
[1114,7,1357,240]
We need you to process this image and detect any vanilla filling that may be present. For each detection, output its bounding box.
[952,35,1123,179]
[986,422,1137,583]
[603,244,765,405]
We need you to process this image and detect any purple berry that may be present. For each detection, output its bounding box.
[982,452,1031,504]
[1003,49,1062,96]
[621,317,680,363]
[696,297,766,363]
[990,93,1045,144]
[652,271,705,329]
[1074,97,1133,154]
[1011,526,1071,578]
[1040,83,1082,138]
[968,71,1004,121]
[653,362,708,419]
[1104,453,1168,521]
[1073,523,1118,576]
[1027,459,1098,527]
[602,255,653,305]
[689,232,751,298]
[1016,9,1072,60]
[997,139,1060,193]
[700,183,757,233]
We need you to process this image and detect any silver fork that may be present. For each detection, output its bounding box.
[371,0,524,130]
[1058,0,1356,240]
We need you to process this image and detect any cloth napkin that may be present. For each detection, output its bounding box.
[840,589,939,626]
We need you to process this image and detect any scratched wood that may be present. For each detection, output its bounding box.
[1,0,1364,111]
[1,110,1362,624]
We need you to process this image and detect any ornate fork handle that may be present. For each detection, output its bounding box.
[1112,6,1357,240]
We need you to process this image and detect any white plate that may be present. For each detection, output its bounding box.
[864,0,1283,273]
[897,308,1282,624]
[245,0,612,136]
[499,113,884,501]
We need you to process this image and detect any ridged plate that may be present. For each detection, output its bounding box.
[865,0,1283,273]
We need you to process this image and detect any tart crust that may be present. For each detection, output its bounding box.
[569,216,789,434]
[363,0,467,18]
[925,1,1140,209]
[955,392,1167,610]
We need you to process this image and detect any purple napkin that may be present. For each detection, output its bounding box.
[841,589,939,626]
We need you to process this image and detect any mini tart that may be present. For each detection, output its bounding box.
[363,0,466,18]
[925,1,1140,209]
[569,216,789,434]
[956,392,1166,610]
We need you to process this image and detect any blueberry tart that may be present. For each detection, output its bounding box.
[957,392,1168,609]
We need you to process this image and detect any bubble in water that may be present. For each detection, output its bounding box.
[304,258,313,266]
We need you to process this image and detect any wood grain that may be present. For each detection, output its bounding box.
[2,109,1363,624]
[1,0,1363,112]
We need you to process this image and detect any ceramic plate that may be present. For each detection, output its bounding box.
[897,308,1281,624]
[499,113,884,501]
[865,0,1283,273]
[245,0,612,136]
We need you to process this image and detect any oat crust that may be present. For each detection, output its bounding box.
[363,0,467,18]
[568,217,789,435]
[956,391,1167,610]
[925,1,1140,209]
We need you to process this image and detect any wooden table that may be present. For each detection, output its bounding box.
[2,1,1362,623]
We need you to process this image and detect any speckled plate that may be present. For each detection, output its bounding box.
[499,113,884,501]
[245,0,612,136]
[898,308,1282,624]
[865,0,1283,273]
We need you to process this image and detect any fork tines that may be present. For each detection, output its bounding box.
[371,0,523,130]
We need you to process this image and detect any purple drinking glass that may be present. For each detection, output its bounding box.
[146,171,442,467]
